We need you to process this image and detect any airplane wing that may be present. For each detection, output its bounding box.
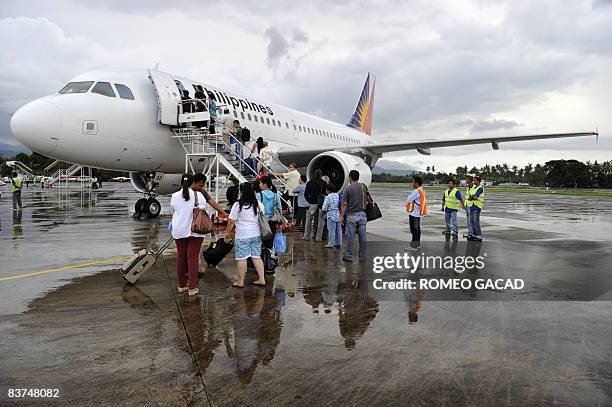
[279,131,598,166]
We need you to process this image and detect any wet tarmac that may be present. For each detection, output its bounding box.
[0,183,611,406]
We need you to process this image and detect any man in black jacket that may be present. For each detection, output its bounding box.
[303,169,327,241]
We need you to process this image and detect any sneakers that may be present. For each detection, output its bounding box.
[342,256,353,262]
[177,286,188,293]
[188,288,200,296]
[404,247,420,252]
[442,230,451,234]
[325,245,334,249]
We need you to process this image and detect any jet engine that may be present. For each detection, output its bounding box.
[130,172,183,195]
[306,151,372,189]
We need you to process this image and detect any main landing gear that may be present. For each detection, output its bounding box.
[134,197,161,218]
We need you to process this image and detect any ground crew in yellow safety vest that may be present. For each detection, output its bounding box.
[441,178,465,237]
[10,171,23,211]
[405,176,427,251]
[467,176,485,241]
[464,176,475,238]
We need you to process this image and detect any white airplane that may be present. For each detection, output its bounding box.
[112,176,131,182]
[10,68,596,217]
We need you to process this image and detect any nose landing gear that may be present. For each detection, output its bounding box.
[134,197,161,218]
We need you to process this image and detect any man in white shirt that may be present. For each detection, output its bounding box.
[273,163,301,218]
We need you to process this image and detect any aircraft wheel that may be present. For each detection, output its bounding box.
[135,198,148,215]
[146,198,161,218]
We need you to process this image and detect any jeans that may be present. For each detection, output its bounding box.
[345,211,367,260]
[465,206,472,235]
[409,215,420,247]
[12,191,22,210]
[326,219,342,247]
[304,204,325,240]
[175,237,204,289]
[444,210,458,234]
[469,209,482,238]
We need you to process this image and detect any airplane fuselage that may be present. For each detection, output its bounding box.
[10,69,373,174]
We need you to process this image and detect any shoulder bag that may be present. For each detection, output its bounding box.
[362,184,382,222]
[191,191,214,234]
[257,205,273,241]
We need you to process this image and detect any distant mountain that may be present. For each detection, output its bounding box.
[373,159,420,176]
[0,142,30,159]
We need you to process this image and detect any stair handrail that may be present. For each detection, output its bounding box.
[45,160,61,172]
[221,135,293,194]
[220,125,293,184]
[215,135,293,209]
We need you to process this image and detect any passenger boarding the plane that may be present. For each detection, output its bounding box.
[259,141,273,174]
[218,109,233,144]
[231,120,242,157]
[181,90,194,114]
[208,93,217,134]
[248,137,264,173]
[193,85,206,110]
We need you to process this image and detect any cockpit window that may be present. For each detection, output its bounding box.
[91,82,116,97]
[58,81,94,94]
[114,84,134,100]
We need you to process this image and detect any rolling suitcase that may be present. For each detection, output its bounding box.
[203,238,234,267]
[121,237,174,284]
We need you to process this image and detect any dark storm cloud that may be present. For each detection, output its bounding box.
[264,27,290,68]
[263,26,310,69]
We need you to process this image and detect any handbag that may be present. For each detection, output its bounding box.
[361,184,382,222]
[271,209,286,224]
[365,201,382,222]
[261,246,278,271]
[258,207,273,241]
[191,191,213,234]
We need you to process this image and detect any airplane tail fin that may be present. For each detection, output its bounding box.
[346,73,376,136]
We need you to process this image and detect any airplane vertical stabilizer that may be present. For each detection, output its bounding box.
[346,73,376,136]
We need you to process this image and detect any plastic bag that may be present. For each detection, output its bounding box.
[273,231,287,254]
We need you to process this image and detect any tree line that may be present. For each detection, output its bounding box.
[373,160,612,189]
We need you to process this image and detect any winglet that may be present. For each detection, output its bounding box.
[347,73,376,136]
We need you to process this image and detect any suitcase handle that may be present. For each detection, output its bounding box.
[154,237,175,258]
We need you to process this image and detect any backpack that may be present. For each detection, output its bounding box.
[240,127,251,143]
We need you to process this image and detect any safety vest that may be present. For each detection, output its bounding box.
[465,185,475,207]
[406,187,427,216]
[444,188,460,210]
[11,177,22,193]
[473,185,485,209]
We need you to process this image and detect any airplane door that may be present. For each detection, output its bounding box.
[147,69,181,126]
[291,119,298,140]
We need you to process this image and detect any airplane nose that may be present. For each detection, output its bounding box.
[10,98,62,155]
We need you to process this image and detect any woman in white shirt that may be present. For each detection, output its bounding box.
[225,182,266,288]
[170,173,207,296]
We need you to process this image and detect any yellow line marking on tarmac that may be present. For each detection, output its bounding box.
[0,256,132,282]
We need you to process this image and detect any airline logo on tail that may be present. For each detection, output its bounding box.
[346,73,376,136]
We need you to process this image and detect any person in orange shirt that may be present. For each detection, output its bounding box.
[405,176,427,251]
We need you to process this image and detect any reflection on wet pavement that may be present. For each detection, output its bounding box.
[0,184,611,405]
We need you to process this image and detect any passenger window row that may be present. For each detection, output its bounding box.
[231,109,365,144]
[58,81,134,100]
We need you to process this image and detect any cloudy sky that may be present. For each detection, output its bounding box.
[0,0,610,171]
